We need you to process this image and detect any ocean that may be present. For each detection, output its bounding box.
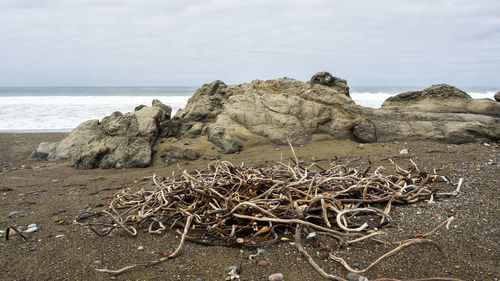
[0,86,497,132]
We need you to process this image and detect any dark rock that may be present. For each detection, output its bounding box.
[495,91,500,102]
[161,146,201,161]
[134,104,147,111]
[309,71,350,97]
[352,119,377,143]
[182,149,201,161]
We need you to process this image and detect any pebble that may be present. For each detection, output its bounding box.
[258,260,270,267]
[227,265,237,273]
[346,272,369,281]
[268,273,284,281]
[307,232,317,239]
[138,246,144,251]
[196,279,204,281]
[258,248,266,255]
[483,143,491,147]
[27,223,37,228]
[24,226,38,233]
[8,211,22,218]
[275,148,280,151]
[55,234,65,238]
[358,143,365,149]
[399,149,409,155]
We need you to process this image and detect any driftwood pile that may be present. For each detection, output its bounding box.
[76,148,463,281]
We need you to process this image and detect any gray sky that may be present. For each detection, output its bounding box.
[0,0,499,86]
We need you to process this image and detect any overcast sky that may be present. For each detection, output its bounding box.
[0,0,499,86]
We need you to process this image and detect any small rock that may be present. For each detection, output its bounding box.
[227,265,237,272]
[27,223,37,228]
[8,211,22,218]
[483,143,491,147]
[495,91,500,102]
[258,248,266,255]
[307,232,317,239]
[346,272,369,281]
[258,260,270,267]
[275,148,280,151]
[55,234,65,238]
[196,278,204,281]
[399,149,409,155]
[94,260,103,265]
[268,273,284,281]
[24,226,38,233]
[138,246,144,251]
[358,143,365,149]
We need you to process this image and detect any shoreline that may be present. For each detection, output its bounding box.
[0,132,499,280]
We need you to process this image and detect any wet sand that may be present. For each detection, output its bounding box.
[0,133,498,280]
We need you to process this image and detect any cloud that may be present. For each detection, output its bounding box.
[0,0,499,85]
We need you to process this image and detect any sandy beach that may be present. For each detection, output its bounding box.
[0,132,498,281]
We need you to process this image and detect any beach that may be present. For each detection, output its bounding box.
[1,132,498,280]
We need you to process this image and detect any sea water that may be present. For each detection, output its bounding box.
[0,86,497,132]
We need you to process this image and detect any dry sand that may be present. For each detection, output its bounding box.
[0,133,498,281]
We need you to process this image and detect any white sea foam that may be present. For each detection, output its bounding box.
[0,88,496,132]
[351,92,396,108]
[0,95,190,131]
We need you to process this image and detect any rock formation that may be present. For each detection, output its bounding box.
[495,91,500,102]
[30,100,171,169]
[29,73,500,169]
[382,84,500,117]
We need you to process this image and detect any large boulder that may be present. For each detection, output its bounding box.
[382,84,500,116]
[31,106,168,169]
[172,74,358,150]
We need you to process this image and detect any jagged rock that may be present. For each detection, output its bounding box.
[175,80,230,122]
[36,106,167,169]
[382,84,500,116]
[152,99,172,119]
[495,91,500,102]
[134,104,146,111]
[309,71,350,97]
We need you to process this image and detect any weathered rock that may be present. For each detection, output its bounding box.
[352,119,377,143]
[27,142,59,160]
[175,80,230,122]
[160,146,201,161]
[37,106,167,169]
[152,99,172,119]
[382,84,500,116]
[309,71,350,97]
[495,91,500,102]
[134,104,146,111]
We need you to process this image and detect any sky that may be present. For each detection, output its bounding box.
[0,0,499,86]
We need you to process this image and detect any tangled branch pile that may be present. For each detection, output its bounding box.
[77,152,463,281]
